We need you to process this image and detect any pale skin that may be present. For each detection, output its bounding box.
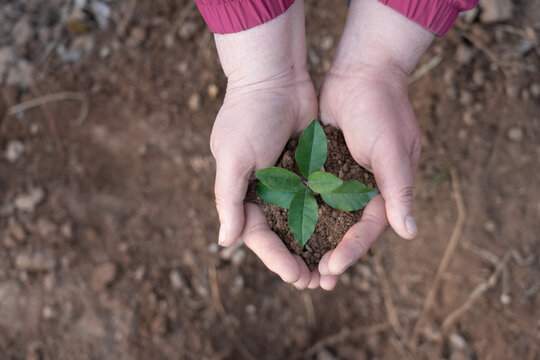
[210,0,435,290]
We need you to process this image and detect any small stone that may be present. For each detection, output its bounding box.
[507,126,523,142]
[188,93,201,111]
[164,33,175,48]
[5,140,24,162]
[505,83,520,98]
[9,223,26,241]
[133,266,145,281]
[320,35,335,51]
[99,46,110,58]
[479,0,513,23]
[472,70,485,86]
[36,218,57,237]
[128,27,146,46]
[463,110,475,126]
[449,333,467,349]
[42,305,57,319]
[207,83,219,99]
[500,293,511,305]
[245,304,256,315]
[514,38,536,58]
[455,44,474,65]
[208,243,219,253]
[231,248,246,266]
[220,241,243,261]
[459,90,473,105]
[484,220,496,232]
[169,270,186,290]
[521,89,531,101]
[307,45,321,66]
[458,128,468,140]
[178,21,199,40]
[91,262,117,291]
[14,187,45,213]
[176,62,188,74]
[60,222,73,239]
[530,82,540,97]
[15,251,56,271]
[12,16,33,47]
[30,123,40,134]
[317,349,337,360]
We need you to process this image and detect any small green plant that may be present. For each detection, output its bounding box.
[255,120,378,246]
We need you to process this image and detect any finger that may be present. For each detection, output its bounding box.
[320,275,339,291]
[308,269,320,289]
[293,256,311,290]
[318,250,334,276]
[242,203,300,283]
[328,195,388,275]
[372,139,417,239]
[213,152,252,247]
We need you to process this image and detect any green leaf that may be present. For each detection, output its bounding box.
[308,171,343,194]
[257,182,306,209]
[295,120,327,178]
[288,188,318,246]
[321,180,378,211]
[255,167,302,191]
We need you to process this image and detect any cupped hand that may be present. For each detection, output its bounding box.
[211,72,336,289]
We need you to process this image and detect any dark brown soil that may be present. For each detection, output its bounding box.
[247,125,376,269]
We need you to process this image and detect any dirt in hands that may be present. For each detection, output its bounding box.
[247,125,376,269]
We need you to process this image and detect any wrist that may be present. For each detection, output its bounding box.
[331,0,435,78]
[215,0,308,89]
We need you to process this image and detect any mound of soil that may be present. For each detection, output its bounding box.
[247,125,376,269]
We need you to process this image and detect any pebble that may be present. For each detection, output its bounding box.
[317,349,338,360]
[460,7,479,23]
[231,248,246,266]
[307,45,321,66]
[60,222,73,239]
[455,44,474,65]
[472,70,485,86]
[14,187,45,213]
[15,251,56,271]
[245,304,256,315]
[12,16,33,47]
[169,269,186,290]
[188,93,201,111]
[479,0,513,23]
[530,82,540,98]
[320,35,335,51]
[36,218,57,237]
[179,21,199,40]
[459,90,473,105]
[484,220,496,232]
[507,126,523,142]
[505,82,520,98]
[91,262,117,291]
[128,27,146,46]
[207,83,219,99]
[463,110,475,126]
[133,266,145,281]
[42,305,57,320]
[449,333,467,349]
[9,222,26,241]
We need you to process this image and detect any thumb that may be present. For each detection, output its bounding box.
[214,152,252,247]
[372,141,417,240]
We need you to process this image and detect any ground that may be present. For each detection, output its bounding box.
[0,0,539,359]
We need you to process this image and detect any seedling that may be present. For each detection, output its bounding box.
[255,120,378,246]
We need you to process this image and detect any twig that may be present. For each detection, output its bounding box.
[460,241,500,266]
[373,247,403,337]
[208,264,256,360]
[117,0,137,37]
[169,1,196,36]
[462,33,538,73]
[302,323,390,359]
[440,249,533,331]
[302,292,316,327]
[7,91,89,126]
[408,55,443,85]
[409,168,466,348]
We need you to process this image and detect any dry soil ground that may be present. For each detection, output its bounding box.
[0,0,539,359]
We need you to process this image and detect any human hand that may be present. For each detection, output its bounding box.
[318,0,435,277]
[210,0,338,290]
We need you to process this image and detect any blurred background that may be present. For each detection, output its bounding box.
[0,0,539,359]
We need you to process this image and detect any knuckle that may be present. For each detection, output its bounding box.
[396,186,414,204]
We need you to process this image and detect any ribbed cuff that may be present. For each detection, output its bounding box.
[195,0,296,34]
[378,0,472,36]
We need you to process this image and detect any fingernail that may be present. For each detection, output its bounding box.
[405,216,418,237]
[218,225,227,245]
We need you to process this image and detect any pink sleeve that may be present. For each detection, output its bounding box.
[194,0,295,34]
[378,0,479,36]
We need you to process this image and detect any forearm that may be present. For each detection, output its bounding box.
[214,0,308,89]
[333,0,435,78]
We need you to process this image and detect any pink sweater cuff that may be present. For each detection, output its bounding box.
[378,0,479,36]
[194,0,295,34]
